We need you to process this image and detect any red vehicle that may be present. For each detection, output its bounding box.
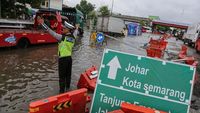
[0,9,67,48]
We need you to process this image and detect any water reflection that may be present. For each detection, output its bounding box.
[0,44,59,112]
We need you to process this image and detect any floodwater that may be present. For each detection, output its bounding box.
[0,31,200,113]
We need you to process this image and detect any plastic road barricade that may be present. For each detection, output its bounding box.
[77,65,98,91]
[29,88,90,113]
[108,102,167,113]
[121,102,167,113]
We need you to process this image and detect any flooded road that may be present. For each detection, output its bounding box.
[0,31,200,113]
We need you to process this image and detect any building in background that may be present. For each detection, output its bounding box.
[41,0,63,10]
[41,0,49,9]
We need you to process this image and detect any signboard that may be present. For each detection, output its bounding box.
[90,49,195,113]
[149,16,160,20]
[49,0,63,10]
[96,33,105,43]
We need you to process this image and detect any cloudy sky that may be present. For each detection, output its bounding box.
[64,0,200,24]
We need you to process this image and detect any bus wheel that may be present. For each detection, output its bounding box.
[17,38,30,48]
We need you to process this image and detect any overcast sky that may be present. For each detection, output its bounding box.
[64,0,200,24]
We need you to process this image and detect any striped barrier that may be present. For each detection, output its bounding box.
[29,88,89,113]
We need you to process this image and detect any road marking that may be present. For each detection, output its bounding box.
[106,56,121,80]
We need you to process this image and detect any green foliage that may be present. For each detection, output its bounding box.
[76,0,95,19]
[88,10,97,19]
[139,20,146,26]
[156,25,170,32]
[99,6,110,16]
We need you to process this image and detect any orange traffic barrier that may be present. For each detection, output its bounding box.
[176,45,198,84]
[108,102,167,113]
[181,45,187,54]
[77,65,98,91]
[121,102,167,113]
[146,38,168,58]
[178,45,187,59]
[146,47,164,58]
[29,88,89,113]
[149,38,168,50]
[184,57,199,84]
[178,52,186,59]
[108,110,124,113]
[185,57,195,65]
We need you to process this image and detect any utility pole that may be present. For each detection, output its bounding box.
[111,0,114,16]
[0,0,1,18]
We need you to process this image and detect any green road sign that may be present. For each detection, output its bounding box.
[90,49,195,113]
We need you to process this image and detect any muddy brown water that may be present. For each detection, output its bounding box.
[0,32,200,113]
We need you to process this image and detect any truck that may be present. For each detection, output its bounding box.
[61,7,84,36]
[183,23,200,47]
[0,9,63,48]
[0,8,84,48]
[97,16,126,36]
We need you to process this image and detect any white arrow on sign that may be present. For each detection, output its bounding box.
[107,56,121,80]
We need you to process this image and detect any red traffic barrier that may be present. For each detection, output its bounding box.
[184,57,199,84]
[178,45,187,59]
[77,65,98,91]
[181,45,187,55]
[146,38,168,58]
[146,47,164,58]
[29,88,89,113]
[176,45,198,84]
[121,102,167,113]
[108,102,167,113]
[149,38,168,50]
[108,110,124,113]
[185,57,195,65]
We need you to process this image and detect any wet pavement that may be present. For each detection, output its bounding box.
[0,31,200,113]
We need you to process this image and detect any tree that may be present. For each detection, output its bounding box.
[98,6,110,16]
[76,0,95,19]
[139,20,146,27]
[88,10,97,29]
[98,6,110,31]
[88,10,97,19]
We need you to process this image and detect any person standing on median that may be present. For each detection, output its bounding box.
[37,12,76,93]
